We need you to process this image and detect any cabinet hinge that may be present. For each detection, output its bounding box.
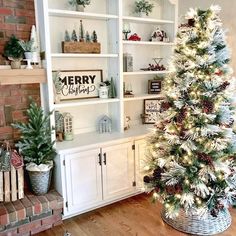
[132,181,136,187]
[65,201,68,208]
[63,160,65,166]
[132,144,135,150]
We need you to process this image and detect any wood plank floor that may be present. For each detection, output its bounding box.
[36,194,236,236]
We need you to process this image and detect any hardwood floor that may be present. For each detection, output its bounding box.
[36,194,236,236]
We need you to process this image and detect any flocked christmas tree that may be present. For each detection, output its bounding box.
[143,5,236,219]
[71,29,78,41]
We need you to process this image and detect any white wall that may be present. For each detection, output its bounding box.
[179,0,236,75]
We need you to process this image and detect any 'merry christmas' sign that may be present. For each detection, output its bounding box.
[58,70,103,100]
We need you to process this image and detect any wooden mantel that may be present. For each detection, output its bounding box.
[0,69,47,85]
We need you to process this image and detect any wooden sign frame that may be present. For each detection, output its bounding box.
[143,98,163,124]
[55,70,103,100]
[148,79,162,94]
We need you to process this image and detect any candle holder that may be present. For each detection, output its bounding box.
[123,29,131,40]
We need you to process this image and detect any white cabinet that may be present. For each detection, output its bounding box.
[65,148,103,213]
[135,139,147,190]
[102,142,134,200]
[62,141,135,217]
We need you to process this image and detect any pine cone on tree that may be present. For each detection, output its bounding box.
[176,109,186,123]
[210,208,219,217]
[198,153,214,167]
[217,81,230,92]
[143,175,152,183]
[188,19,195,27]
[202,100,214,113]
[153,167,163,179]
[160,102,171,112]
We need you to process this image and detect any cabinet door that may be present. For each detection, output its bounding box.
[65,149,103,213]
[135,139,147,190]
[102,142,135,200]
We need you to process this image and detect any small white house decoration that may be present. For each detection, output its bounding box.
[99,115,112,133]
[55,111,64,141]
[63,112,73,141]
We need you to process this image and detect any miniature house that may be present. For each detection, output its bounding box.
[63,112,73,141]
[99,115,112,133]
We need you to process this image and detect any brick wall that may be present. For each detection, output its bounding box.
[0,0,41,143]
[0,190,63,236]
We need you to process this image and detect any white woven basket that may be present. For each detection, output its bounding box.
[161,208,231,235]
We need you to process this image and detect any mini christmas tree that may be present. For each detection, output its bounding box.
[92,30,98,43]
[85,31,90,42]
[79,20,85,42]
[71,29,78,41]
[143,5,236,225]
[108,77,116,98]
[65,30,71,42]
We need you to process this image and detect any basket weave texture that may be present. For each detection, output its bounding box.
[161,208,231,235]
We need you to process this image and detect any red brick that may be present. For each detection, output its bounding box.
[12,200,26,222]
[30,224,52,235]
[36,196,49,213]
[18,220,41,234]
[20,197,33,217]
[0,228,17,236]
[41,214,61,226]
[3,0,25,9]
[10,90,24,96]
[0,133,13,140]
[0,205,8,225]
[4,202,16,223]
[0,8,13,15]
[0,23,15,31]
[26,16,35,25]
[52,209,62,216]
[12,110,27,120]
[0,126,13,134]
[20,84,39,89]
[53,219,63,227]
[0,89,10,97]
[0,16,4,23]
[27,195,42,215]
[16,24,31,32]
[5,97,22,105]
[15,9,34,17]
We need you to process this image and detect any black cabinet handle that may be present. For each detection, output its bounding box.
[98,153,102,166]
[103,153,106,165]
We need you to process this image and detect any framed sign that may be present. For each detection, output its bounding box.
[143,99,163,124]
[148,79,161,94]
[55,70,103,100]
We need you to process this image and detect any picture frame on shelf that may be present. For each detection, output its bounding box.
[54,70,103,101]
[148,79,162,94]
[142,98,163,124]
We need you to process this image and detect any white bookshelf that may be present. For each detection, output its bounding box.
[123,41,175,46]
[123,71,170,76]
[51,53,119,58]
[48,9,118,20]
[123,94,164,102]
[35,0,178,148]
[122,16,174,24]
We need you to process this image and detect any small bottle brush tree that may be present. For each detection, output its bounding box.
[79,20,85,42]
[68,0,90,8]
[85,31,91,42]
[71,29,78,41]
[143,5,236,220]
[65,30,71,42]
[92,30,98,43]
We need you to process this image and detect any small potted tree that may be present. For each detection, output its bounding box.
[12,100,56,195]
[18,39,35,60]
[68,0,91,11]
[3,35,24,69]
[134,0,154,17]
